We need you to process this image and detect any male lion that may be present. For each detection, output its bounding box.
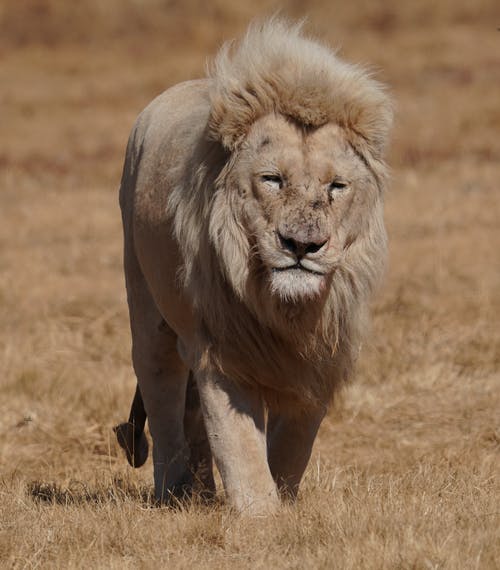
[114,19,392,515]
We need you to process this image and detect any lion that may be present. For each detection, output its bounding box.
[114,18,392,515]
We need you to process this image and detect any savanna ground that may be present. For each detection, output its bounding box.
[1,1,499,568]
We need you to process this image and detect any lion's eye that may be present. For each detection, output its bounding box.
[261,174,283,190]
[329,178,348,192]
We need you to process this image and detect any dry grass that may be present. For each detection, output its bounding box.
[1,1,499,568]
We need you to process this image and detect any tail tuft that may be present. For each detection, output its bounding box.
[114,422,149,468]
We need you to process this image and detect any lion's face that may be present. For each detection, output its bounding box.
[229,114,380,302]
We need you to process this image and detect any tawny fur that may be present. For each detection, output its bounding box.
[165,20,392,411]
[117,18,392,509]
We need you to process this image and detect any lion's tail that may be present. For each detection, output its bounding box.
[113,385,149,468]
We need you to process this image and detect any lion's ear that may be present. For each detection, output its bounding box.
[345,129,391,191]
[208,84,257,151]
[341,90,393,190]
[363,113,393,162]
[343,89,394,162]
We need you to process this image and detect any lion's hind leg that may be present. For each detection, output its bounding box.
[115,373,216,500]
[184,372,216,499]
[123,243,193,503]
[131,317,192,502]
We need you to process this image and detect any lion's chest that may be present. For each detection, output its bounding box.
[204,326,342,412]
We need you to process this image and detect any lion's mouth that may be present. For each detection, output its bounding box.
[269,262,328,300]
[272,263,325,276]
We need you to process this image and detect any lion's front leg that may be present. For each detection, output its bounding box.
[196,370,279,515]
[267,409,325,499]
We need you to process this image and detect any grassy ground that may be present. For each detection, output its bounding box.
[0,1,499,568]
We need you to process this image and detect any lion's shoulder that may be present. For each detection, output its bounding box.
[132,78,212,147]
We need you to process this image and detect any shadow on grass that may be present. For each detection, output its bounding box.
[28,477,156,507]
[27,478,217,510]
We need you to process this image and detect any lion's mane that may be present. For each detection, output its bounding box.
[167,19,392,412]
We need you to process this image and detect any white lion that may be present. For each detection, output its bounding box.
[114,18,392,515]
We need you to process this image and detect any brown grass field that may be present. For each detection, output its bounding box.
[1,1,499,568]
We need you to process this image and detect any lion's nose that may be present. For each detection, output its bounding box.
[278,232,329,259]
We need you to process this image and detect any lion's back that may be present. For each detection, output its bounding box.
[118,79,214,341]
[120,78,212,222]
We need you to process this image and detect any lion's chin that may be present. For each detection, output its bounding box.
[269,267,327,303]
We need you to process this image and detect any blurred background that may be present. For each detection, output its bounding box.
[2,0,500,481]
[1,0,499,497]
[0,1,499,566]
[2,0,499,183]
